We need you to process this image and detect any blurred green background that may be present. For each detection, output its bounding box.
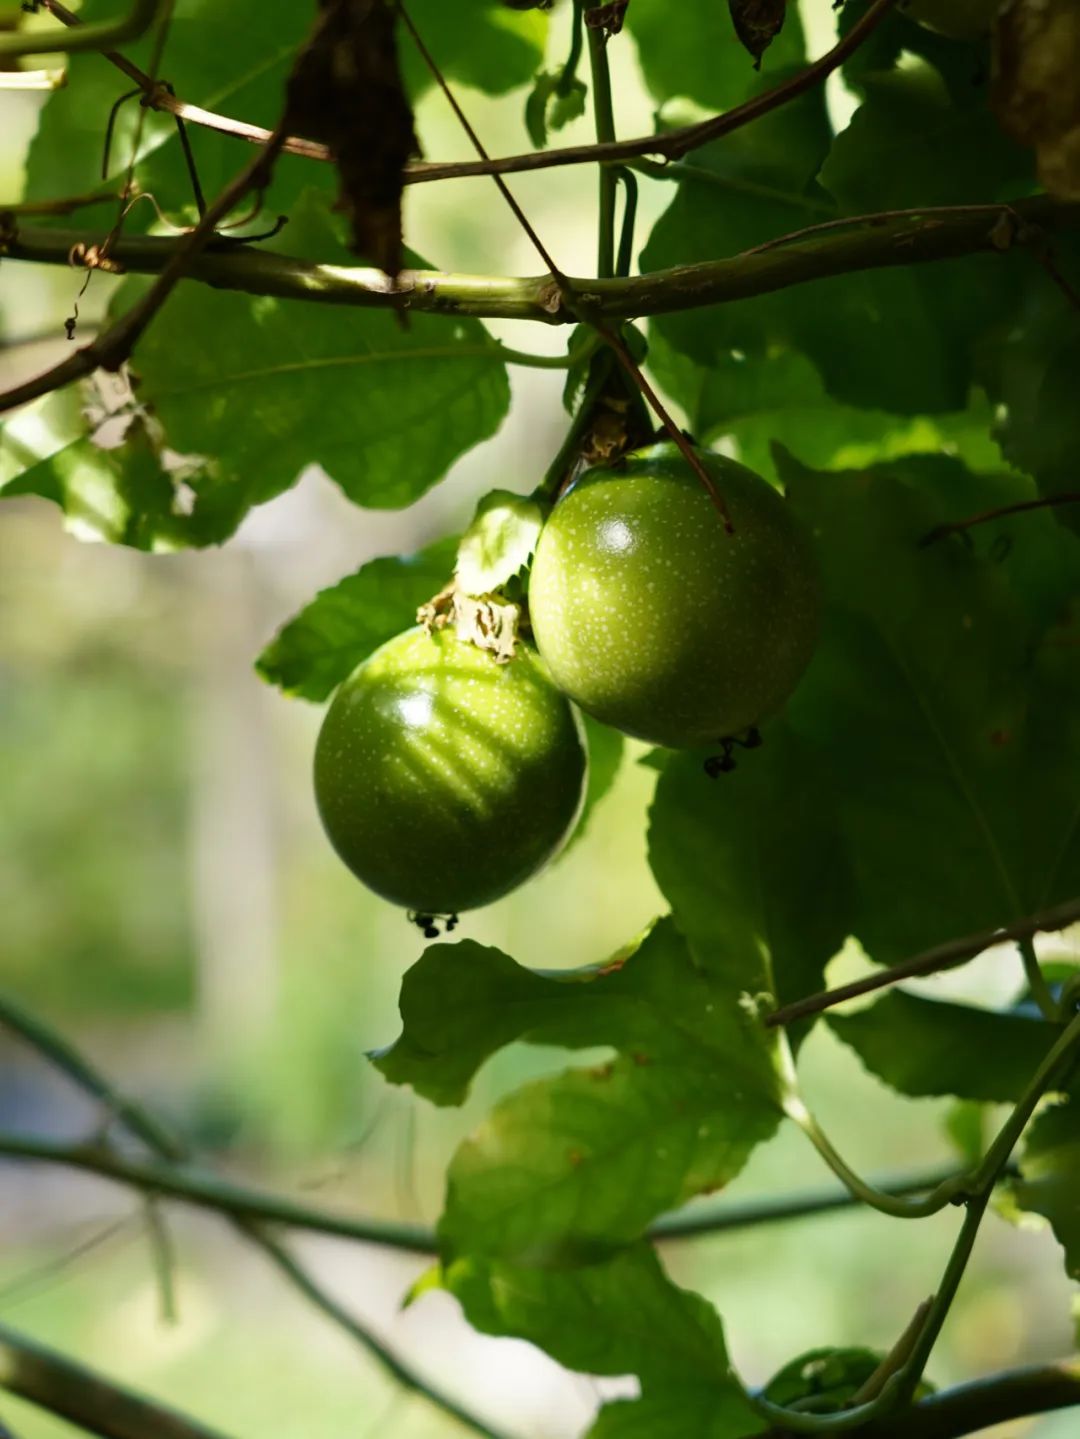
[1,3,1078,1436]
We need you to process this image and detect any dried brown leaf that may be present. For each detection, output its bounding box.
[993,0,1080,200]
[729,0,787,66]
[285,0,419,276]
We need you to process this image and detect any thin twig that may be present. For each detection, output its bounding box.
[765,895,1080,1029]
[0,121,287,415]
[0,994,507,1439]
[921,492,1080,547]
[41,0,899,187]
[395,1,565,284]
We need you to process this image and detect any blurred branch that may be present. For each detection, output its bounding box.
[0,994,506,1439]
[0,1130,436,1249]
[765,895,1080,1029]
[0,1319,237,1439]
[0,0,163,57]
[864,1360,1080,1439]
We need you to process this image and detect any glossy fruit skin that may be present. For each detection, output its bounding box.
[528,444,820,749]
[314,627,587,914]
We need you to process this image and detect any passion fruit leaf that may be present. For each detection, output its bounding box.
[626,0,807,108]
[1010,1100,1080,1278]
[454,489,544,597]
[377,918,644,1107]
[435,920,783,1261]
[254,536,458,701]
[525,69,588,149]
[828,992,1065,1104]
[777,450,1080,966]
[441,1245,761,1439]
[14,195,511,543]
[648,724,853,1009]
[980,283,1080,529]
[23,0,546,223]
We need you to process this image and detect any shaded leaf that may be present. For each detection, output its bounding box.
[626,0,807,108]
[525,69,588,149]
[442,1245,763,1439]
[828,991,1063,1103]
[254,536,458,700]
[1011,1098,1080,1278]
[648,724,853,1011]
[283,0,418,275]
[378,920,783,1260]
[777,450,1080,967]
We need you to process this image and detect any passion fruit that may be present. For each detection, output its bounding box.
[527,443,820,749]
[314,626,587,916]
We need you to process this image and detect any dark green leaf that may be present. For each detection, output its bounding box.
[254,536,458,701]
[1011,1098,1080,1278]
[442,1244,762,1438]
[391,921,782,1260]
[525,70,588,149]
[777,450,1080,967]
[626,0,807,108]
[828,992,1062,1103]
[648,724,853,1010]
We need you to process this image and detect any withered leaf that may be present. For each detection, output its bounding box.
[993,0,1080,200]
[729,0,787,67]
[285,0,419,277]
[583,1,630,37]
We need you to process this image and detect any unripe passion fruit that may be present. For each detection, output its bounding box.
[314,627,587,915]
[527,444,820,749]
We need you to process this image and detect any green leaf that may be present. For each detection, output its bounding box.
[254,536,458,701]
[9,195,510,546]
[776,450,1080,967]
[626,0,808,108]
[23,0,546,224]
[828,992,1062,1103]
[648,725,853,1010]
[442,1245,762,1439]
[455,490,544,596]
[391,920,782,1260]
[525,70,587,150]
[980,266,1080,528]
[564,714,624,853]
[1011,1098,1080,1278]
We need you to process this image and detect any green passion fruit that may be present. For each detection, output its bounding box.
[313,626,587,917]
[527,444,820,750]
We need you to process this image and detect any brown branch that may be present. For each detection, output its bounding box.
[765,895,1080,1030]
[921,492,1080,547]
[37,0,899,186]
